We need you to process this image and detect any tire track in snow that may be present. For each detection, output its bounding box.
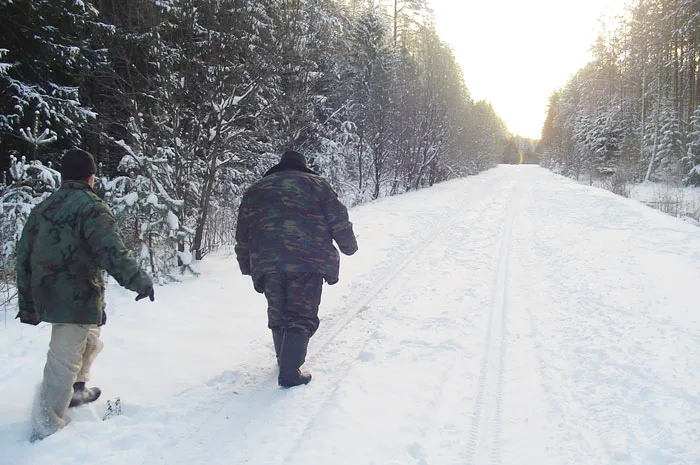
[275,192,518,465]
[311,195,499,357]
[465,181,520,465]
[393,183,519,465]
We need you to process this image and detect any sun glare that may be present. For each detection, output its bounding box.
[430,0,629,140]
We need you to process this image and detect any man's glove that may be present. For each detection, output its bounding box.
[17,311,40,326]
[135,286,155,302]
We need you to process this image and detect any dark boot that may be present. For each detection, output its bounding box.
[278,331,312,387]
[69,381,101,408]
[272,329,284,367]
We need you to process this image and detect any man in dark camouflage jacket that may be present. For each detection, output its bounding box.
[235,150,358,387]
[15,149,154,441]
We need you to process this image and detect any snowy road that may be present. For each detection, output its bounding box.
[1,166,699,465]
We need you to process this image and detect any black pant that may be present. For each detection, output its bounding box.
[263,272,323,337]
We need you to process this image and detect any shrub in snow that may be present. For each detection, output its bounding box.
[0,156,61,261]
[101,146,190,281]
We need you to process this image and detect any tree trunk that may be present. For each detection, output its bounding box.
[645,75,662,182]
[192,151,218,260]
[358,128,364,193]
[373,156,381,200]
[394,0,398,46]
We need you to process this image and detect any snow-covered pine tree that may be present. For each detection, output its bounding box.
[344,6,397,200]
[0,107,61,303]
[0,0,109,171]
[589,108,623,176]
[380,0,431,47]
[106,134,188,281]
[0,155,61,264]
[653,108,685,182]
[0,46,12,81]
[684,107,700,186]
[537,0,700,190]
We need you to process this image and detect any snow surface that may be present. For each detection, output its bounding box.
[1,165,699,465]
[628,182,700,224]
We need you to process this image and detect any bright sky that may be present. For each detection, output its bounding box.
[430,0,630,139]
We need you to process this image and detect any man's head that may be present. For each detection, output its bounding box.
[281,150,307,168]
[60,149,97,186]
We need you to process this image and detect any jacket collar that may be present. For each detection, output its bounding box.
[263,158,319,177]
[61,180,94,192]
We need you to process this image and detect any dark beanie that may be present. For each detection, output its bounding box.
[281,150,307,167]
[60,149,97,181]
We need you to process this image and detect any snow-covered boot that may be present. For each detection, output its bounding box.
[272,329,284,366]
[69,382,101,408]
[30,429,49,443]
[278,331,312,388]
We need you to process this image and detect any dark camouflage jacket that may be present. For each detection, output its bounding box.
[235,163,358,292]
[16,181,152,325]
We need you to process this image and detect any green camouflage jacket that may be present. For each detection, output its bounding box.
[235,166,358,292]
[15,181,152,325]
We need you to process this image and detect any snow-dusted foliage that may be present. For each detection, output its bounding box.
[0,107,61,266]
[104,126,189,281]
[0,156,61,261]
[0,0,109,164]
[654,109,686,181]
[1,0,510,292]
[539,0,700,188]
[684,108,700,186]
[0,48,13,77]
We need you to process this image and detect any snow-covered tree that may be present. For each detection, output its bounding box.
[0,156,60,261]
[652,107,685,181]
[104,139,188,281]
[344,6,397,199]
[684,108,700,186]
[539,0,700,188]
[380,0,431,46]
[0,0,110,170]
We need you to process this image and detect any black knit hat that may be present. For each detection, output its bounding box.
[281,150,307,167]
[60,149,97,181]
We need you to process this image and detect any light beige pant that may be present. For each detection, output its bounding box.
[31,324,103,439]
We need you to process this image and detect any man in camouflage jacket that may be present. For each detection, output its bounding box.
[15,149,154,441]
[235,150,358,387]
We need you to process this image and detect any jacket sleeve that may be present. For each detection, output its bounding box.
[234,193,252,275]
[321,181,358,256]
[82,200,153,294]
[15,212,39,324]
